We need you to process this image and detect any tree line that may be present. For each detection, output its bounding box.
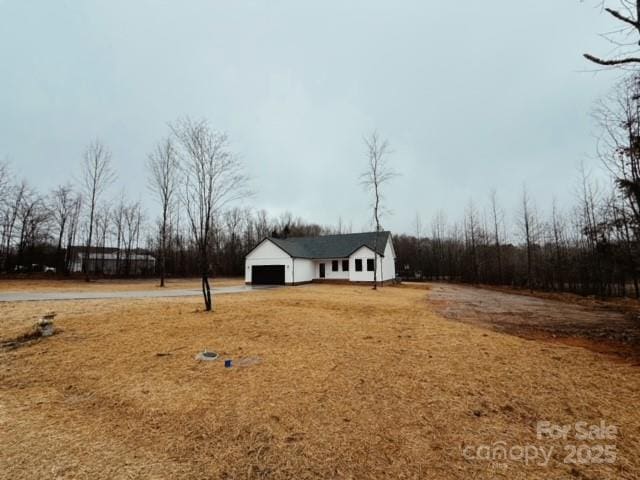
[394,73,640,298]
[0,167,337,278]
[4,70,640,302]
[0,118,338,287]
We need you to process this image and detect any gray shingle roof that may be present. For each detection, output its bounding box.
[267,231,391,259]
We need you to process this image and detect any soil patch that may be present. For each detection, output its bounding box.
[427,282,640,361]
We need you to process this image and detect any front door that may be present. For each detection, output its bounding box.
[319,263,325,278]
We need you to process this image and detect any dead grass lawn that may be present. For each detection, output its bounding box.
[1,285,639,479]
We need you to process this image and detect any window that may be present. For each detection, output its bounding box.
[332,260,338,272]
[367,258,374,271]
[355,259,362,271]
[342,260,349,271]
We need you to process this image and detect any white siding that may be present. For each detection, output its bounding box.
[380,237,396,281]
[245,240,293,283]
[348,238,396,282]
[316,259,350,280]
[292,258,315,283]
[348,246,377,282]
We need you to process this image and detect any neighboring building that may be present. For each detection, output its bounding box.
[70,247,156,275]
[245,231,396,285]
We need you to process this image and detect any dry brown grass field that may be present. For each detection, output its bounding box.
[1,283,639,479]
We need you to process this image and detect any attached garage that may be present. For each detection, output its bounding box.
[245,239,295,285]
[251,265,285,285]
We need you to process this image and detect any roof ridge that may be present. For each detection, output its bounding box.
[264,231,391,259]
[268,230,390,241]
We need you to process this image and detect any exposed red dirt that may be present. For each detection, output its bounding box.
[426,282,640,363]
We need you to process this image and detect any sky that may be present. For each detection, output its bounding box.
[0,0,628,236]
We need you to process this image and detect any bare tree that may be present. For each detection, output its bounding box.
[222,207,245,274]
[112,195,127,275]
[609,193,640,296]
[81,140,115,281]
[595,75,640,229]
[584,1,640,66]
[255,209,270,240]
[50,184,76,269]
[95,204,111,274]
[0,160,10,268]
[489,189,504,283]
[464,200,480,283]
[360,131,397,289]
[172,117,249,311]
[16,188,48,267]
[121,201,144,276]
[147,137,178,287]
[2,180,27,271]
[431,210,448,281]
[0,160,9,201]
[64,195,83,274]
[413,213,423,279]
[577,163,609,294]
[518,185,538,290]
[550,197,567,291]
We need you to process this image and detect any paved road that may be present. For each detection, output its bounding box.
[0,285,281,302]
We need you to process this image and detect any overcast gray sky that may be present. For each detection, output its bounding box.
[0,1,624,235]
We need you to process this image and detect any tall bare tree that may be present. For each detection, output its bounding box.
[122,201,143,276]
[95,204,111,273]
[64,195,83,274]
[2,180,27,271]
[431,210,448,281]
[360,131,397,289]
[50,184,76,269]
[550,197,567,291]
[147,137,178,287]
[81,140,115,281]
[584,1,640,66]
[464,200,480,283]
[518,185,538,290]
[16,188,47,266]
[0,160,10,268]
[489,189,504,283]
[112,195,127,275]
[172,117,249,311]
[595,75,640,229]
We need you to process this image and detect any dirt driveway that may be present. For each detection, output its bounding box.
[0,284,280,302]
[426,283,640,360]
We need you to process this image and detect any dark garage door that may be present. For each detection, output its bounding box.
[252,265,285,285]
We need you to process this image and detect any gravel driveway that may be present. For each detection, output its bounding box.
[0,285,281,302]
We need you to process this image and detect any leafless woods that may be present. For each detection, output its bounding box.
[394,73,640,298]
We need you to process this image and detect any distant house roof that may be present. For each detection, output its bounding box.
[263,231,392,259]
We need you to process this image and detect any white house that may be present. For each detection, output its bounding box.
[70,248,156,275]
[245,231,396,285]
